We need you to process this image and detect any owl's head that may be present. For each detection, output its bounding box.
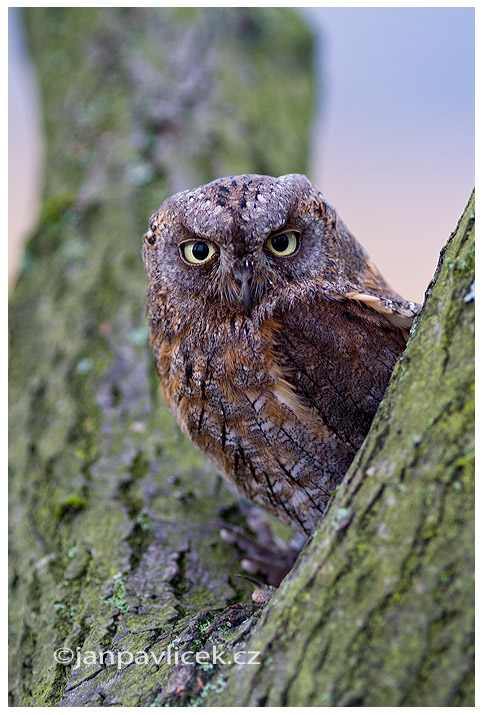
[143,174,368,319]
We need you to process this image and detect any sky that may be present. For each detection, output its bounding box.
[8,8,43,289]
[301,7,475,302]
[8,7,475,302]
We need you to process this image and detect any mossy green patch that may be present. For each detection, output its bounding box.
[9,7,315,706]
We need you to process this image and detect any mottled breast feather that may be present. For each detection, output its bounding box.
[143,174,420,534]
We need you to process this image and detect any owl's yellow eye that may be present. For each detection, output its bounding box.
[266,231,300,257]
[180,240,216,264]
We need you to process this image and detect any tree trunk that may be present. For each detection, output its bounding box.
[8,7,315,706]
[9,8,474,708]
[204,190,475,707]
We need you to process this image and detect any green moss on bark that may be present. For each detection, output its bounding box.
[200,192,474,707]
[9,7,315,706]
[10,6,473,706]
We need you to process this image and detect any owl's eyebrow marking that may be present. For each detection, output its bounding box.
[268,224,299,237]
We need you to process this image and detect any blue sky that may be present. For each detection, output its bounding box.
[9,7,475,301]
[302,7,475,301]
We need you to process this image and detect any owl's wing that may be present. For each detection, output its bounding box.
[272,291,410,450]
[340,257,420,334]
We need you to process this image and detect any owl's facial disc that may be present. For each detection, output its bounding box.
[174,224,301,317]
[229,230,301,316]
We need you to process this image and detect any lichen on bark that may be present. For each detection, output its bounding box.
[9,6,474,708]
[8,7,314,706]
[201,191,475,707]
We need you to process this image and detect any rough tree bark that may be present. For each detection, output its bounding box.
[8,7,315,706]
[204,189,475,707]
[9,7,474,707]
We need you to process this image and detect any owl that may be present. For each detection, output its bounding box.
[143,174,419,535]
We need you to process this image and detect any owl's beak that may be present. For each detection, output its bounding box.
[233,259,254,317]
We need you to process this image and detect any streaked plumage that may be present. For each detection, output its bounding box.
[143,174,419,534]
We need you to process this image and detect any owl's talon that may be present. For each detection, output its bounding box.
[236,574,277,604]
[219,515,301,587]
